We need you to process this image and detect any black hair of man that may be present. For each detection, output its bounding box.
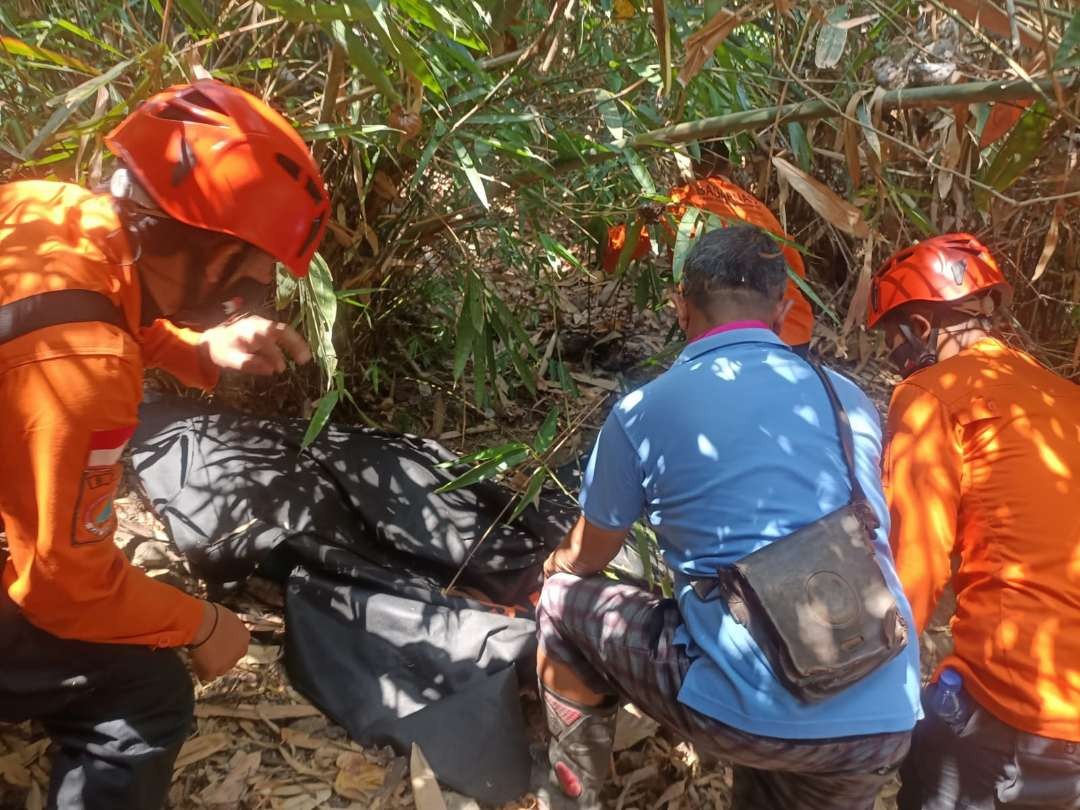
[681,224,787,319]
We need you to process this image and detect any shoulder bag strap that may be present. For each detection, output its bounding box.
[805,361,869,508]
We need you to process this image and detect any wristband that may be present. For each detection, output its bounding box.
[188,603,220,649]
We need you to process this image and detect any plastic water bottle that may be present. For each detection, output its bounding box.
[930,667,966,732]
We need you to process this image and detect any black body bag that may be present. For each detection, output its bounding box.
[691,361,907,702]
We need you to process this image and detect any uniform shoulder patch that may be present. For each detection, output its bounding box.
[71,427,134,545]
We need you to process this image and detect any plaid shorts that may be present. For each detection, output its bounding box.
[537,573,911,810]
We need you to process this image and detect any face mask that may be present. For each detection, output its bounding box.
[889,321,938,378]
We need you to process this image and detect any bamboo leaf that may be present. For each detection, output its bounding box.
[453,139,489,209]
[506,469,548,523]
[1031,204,1061,283]
[437,448,530,492]
[533,408,559,454]
[452,303,475,381]
[975,101,1050,209]
[1055,12,1080,70]
[301,388,340,449]
[814,4,849,69]
[671,206,700,283]
[25,55,139,158]
[390,0,486,50]
[772,156,869,238]
[300,252,338,387]
[332,21,401,103]
[622,148,656,195]
[467,273,485,333]
[0,35,98,73]
[596,89,624,142]
[787,121,813,172]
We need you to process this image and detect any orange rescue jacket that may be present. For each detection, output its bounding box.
[0,180,220,647]
[883,337,1080,740]
[602,176,815,347]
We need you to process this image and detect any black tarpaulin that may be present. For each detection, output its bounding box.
[131,398,576,803]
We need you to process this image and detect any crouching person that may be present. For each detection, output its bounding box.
[867,235,1080,810]
[536,225,922,810]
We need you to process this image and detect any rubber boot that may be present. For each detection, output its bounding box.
[540,685,617,809]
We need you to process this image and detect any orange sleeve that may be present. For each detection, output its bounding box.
[882,380,963,633]
[0,350,205,646]
[139,318,220,390]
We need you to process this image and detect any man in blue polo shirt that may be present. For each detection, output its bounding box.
[536,224,921,809]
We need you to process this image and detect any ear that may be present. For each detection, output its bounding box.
[906,312,934,342]
[771,297,794,334]
[672,289,690,333]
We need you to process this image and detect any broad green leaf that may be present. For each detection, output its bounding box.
[437,448,530,492]
[452,139,489,209]
[1054,12,1080,70]
[976,101,1050,209]
[814,5,849,69]
[533,408,559,454]
[671,206,700,283]
[301,389,340,449]
[596,89,623,142]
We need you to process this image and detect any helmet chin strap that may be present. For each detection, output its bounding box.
[893,320,939,378]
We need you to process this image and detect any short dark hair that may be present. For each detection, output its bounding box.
[681,224,787,311]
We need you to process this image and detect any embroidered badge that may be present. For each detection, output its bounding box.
[72,427,135,546]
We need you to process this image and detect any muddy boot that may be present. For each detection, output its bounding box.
[539,686,617,809]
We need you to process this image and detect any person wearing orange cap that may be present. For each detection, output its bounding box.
[866,234,1080,809]
[602,176,815,353]
[0,79,329,809]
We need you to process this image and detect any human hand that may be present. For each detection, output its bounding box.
[188,602,251,682]
[199,315,311,375]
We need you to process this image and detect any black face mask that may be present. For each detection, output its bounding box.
[889,321,939,378]
[169,277,271,330]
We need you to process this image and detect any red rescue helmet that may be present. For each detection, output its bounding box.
[867,233,1012,328]
[105,79,328,277]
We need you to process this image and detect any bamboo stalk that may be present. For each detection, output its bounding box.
[404,75,1079,239]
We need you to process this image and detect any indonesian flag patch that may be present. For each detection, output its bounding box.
[72,427,135,546]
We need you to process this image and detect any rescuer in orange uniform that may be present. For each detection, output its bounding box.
[867,234,1080,809]
[0,80,329,809]
[602,176,815,352]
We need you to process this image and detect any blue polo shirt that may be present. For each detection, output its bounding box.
[579,327,921,739]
